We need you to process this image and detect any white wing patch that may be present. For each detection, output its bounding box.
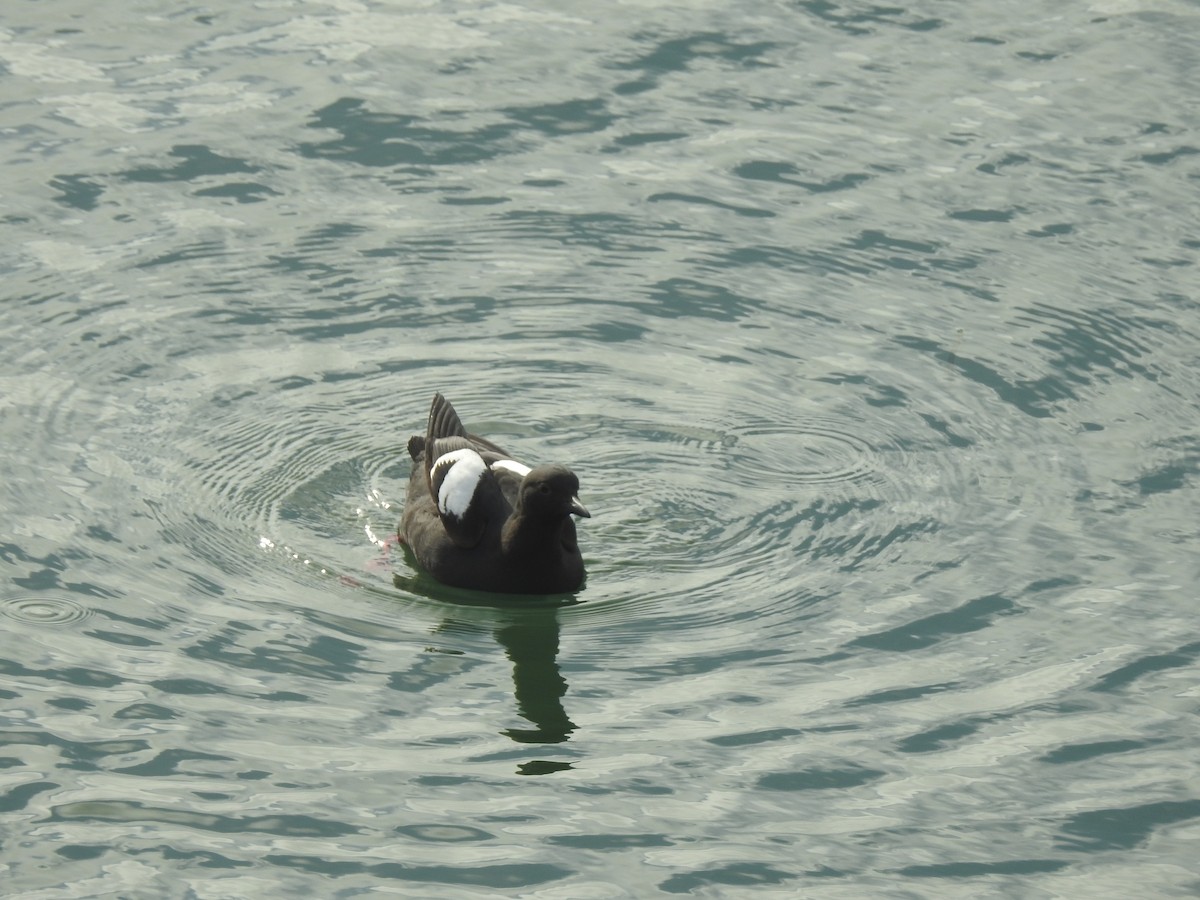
[434,448,486,519]
[492,458,531,478]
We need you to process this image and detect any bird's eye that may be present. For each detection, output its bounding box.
[537,483,551,494]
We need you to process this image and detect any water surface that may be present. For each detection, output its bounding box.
[2,0,1199,896]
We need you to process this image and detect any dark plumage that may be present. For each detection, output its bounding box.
[398,393,590,594]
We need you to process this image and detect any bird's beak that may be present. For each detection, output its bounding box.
[571,496,591,518]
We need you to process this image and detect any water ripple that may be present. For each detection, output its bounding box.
[0,595,92,626]
[728,417,882,488]
[130,336,998,669]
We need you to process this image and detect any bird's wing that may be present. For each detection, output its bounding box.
[426,441,493,548]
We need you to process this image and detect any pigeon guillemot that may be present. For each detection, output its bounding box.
[398,393,590,594]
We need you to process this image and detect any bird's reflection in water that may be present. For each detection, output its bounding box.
[392,570,578,770]
[494,610,575,744]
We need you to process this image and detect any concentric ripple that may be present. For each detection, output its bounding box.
[730,419,883,488]
[0,595,92,626]
[114,299,1072,674]
[164,394,409,593]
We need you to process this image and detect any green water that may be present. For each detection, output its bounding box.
[2,0,1199,896]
